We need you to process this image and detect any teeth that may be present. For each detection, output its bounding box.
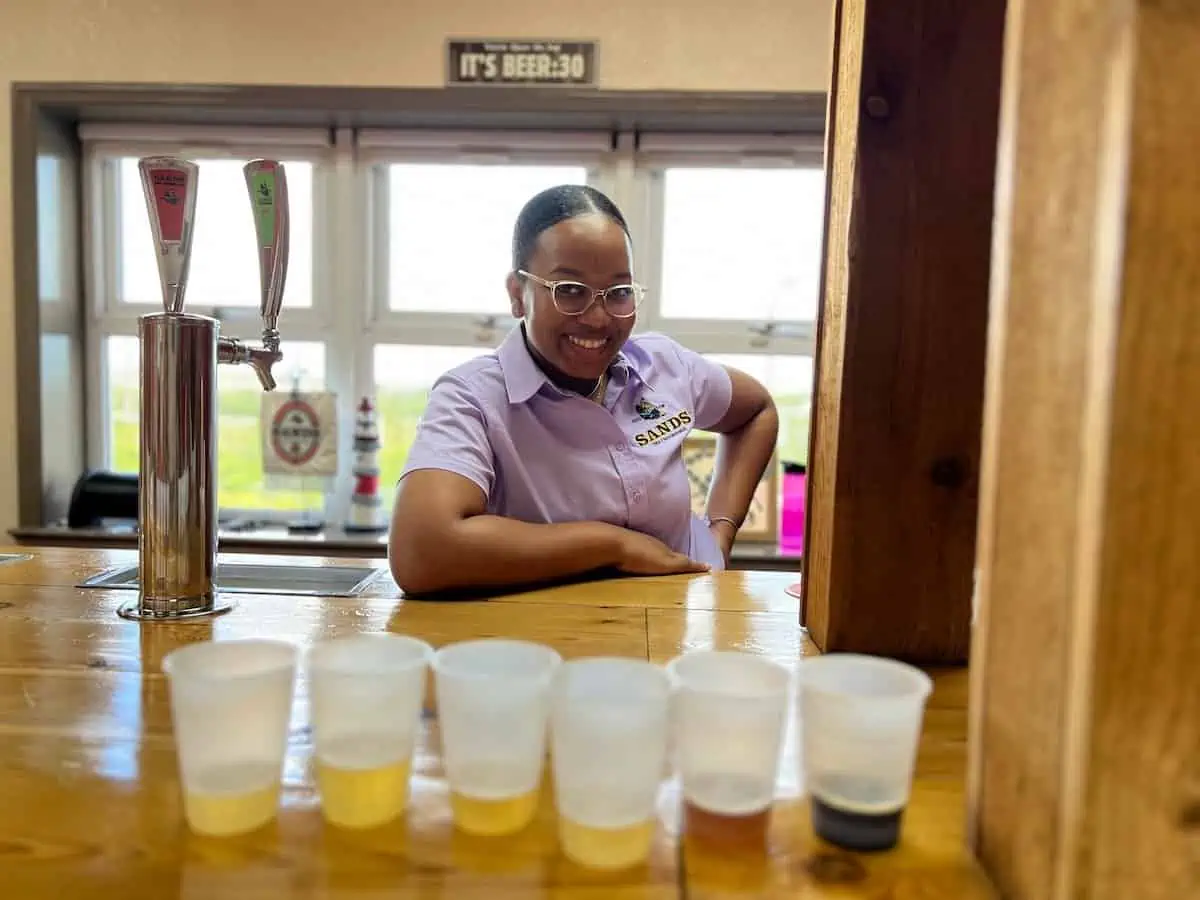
[568,335,606,350]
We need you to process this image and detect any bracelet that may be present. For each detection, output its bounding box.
[705,515,741,531]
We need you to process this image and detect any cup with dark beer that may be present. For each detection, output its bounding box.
[797,653,933,852]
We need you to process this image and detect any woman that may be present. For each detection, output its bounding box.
[389,185,779,594]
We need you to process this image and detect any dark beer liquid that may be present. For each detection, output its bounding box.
[809,773,905,852]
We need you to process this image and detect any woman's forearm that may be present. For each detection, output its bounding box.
[392,516,625,594]
[705,402,780,531]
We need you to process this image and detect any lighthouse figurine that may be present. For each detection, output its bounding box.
[344,397,387,534]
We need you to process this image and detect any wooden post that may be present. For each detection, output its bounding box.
[968,1,1200,898]
[803,0,1006,662]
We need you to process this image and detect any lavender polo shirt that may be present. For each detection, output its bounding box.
[400,326,734,570]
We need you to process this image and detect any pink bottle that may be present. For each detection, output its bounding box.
[779,462,806,556]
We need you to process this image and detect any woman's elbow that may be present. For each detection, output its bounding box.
[389,518,464,595]
[389,473,488,594]
[386,512,420,591]
[762,396,780,435]
[389,553,430,595]
[389,534,440,595]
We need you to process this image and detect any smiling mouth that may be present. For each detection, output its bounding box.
[566,335,610,351]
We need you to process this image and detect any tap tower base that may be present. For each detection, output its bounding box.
[128,312,232,621]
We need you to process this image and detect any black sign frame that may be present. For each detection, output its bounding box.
[446,39,599,88]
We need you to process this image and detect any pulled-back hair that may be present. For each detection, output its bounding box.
[511,185,630,270]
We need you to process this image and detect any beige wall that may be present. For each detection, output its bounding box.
[0,0,833,532]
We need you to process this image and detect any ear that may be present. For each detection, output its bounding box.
[506,271,526,318]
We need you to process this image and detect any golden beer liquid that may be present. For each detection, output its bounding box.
[184,762,280,837]
[450,789,539,836]
[316,757,411,829]
[559,817,655,870]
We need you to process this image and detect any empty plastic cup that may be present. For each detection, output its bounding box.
[667,651,791,849]
[797,653,933,851]
[551,658,670,870]
[433,639,562,836]
[162,639,298,837]
[309,633,433,829]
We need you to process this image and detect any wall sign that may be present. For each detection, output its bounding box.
[261,391,338,478]
[447,40,598,87]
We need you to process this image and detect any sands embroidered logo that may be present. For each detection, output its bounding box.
[634,398,664,420]
[633,409,693,446]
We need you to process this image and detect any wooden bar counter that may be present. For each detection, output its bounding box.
[0,546,993,899]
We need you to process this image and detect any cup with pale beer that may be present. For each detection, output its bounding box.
[163,639,298,837]
[797,653,932,852]
[667,650,791,850]
[433,638,562,836]
[308,633,433,829]
[550,657,670,870]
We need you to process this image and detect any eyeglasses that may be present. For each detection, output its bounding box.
[518,270,645,319]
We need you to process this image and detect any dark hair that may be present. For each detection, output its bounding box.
[511,184,630,270]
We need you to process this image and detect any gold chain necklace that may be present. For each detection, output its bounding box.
[588,372,609,404]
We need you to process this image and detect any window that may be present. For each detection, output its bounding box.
[84,125,822,526]
[385,163,588,316]
[37,156,65,302]
[659,167,825,323]
[104,336,138,474]
[708,354,814,466]
[633,134,821,365]
[104,336,328,511]
[360,132,613,509]
[83,125,335,520]
[216,343,327,512]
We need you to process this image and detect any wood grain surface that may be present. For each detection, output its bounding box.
[803,0,1005,662]
[0,545,993,898]
[969,1,1200,898]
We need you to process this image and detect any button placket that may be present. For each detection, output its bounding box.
[608,440,637,526]
[612,440,652,529]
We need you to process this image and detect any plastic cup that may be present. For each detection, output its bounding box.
[797,653,933,852]
[432,639,562,836]
[162,639,298,837]
[667,651,791,849]
[551,658,670,870]
[308,634,433,829]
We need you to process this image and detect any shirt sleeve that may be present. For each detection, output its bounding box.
[673,342,734,431]
[400,374,495,498]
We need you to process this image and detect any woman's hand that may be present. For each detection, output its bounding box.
[617,530,710,577]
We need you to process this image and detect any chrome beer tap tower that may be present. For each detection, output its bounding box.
[118,158,289,621]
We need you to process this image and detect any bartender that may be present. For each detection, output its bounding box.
[389,185,778,594]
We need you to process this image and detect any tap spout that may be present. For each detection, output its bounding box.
[218,337,281,391]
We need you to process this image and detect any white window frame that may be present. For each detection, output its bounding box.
[80,124,341,523]
[634,132,824,357]
[357,129,615,352]
[79,122,823,524]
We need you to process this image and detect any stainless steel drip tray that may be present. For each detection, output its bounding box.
[78,563,384,597]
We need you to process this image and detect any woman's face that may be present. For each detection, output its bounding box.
[508,214,636,381]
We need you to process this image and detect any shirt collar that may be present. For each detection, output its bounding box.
[497,325,545,404]
[496,325,645,405]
